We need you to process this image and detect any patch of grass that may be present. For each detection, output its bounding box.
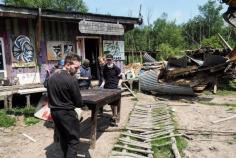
[216,82,236,96]
[198,101,236,107]
[6,107,36,116]
[131,98,138,101]
[24,117,40,126]
[23,107,36,117]
[152,138,173,158]
[0,110,16,127]
[4,107,38,126]
[203,82,236,96]
[176,136,188,155]
[227,106,235,111]
[172,113,188,157]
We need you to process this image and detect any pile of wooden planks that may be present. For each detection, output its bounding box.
[110,103,181,158]
[139,47,236,95]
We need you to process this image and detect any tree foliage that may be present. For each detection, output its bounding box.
[125,0,236,61]
[125,13,185,60]
[4,0,88,12]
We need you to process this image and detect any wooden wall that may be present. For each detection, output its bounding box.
[0,17,125,84]
[0,17,79,83]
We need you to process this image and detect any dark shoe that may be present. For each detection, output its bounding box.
[110,121,118,127]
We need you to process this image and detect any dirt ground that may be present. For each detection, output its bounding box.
[167,94,236,158]
[1,93,236,158]
[0,94,155,158]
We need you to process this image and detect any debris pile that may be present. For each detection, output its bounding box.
[110,103,180,158]
[139,47,236,95]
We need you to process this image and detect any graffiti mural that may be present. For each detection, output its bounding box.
[64,44,73,54]
[103,40,125,60]
[12,35,34,63]
[47,41,74,60]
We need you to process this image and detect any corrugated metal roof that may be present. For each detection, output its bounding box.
[0,4,141,24]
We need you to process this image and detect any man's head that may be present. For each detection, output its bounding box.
[98,56,106,65]
[83,59,90,67]
[106,54,113,66]
[64,54,81,76]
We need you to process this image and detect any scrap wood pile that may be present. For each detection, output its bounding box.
[139,47,236,96]
[109,103,181,158]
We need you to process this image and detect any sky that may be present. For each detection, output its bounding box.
[0,0,228,25]
[83,0,228,25]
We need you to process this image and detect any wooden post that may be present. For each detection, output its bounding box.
[90,107,97,149]
[213,77,218,94]
[35,8,42,62]
[128,52,130,64]
[4,96,8,110]
[140,51,143,64]
[128,80,133,91]
[132,50,134,63]
[8,95,12,109]
[26,95,31,108]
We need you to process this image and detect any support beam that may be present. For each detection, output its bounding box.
[26,95,31,108]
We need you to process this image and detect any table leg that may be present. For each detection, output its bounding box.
[117,98,121,123]
[90,107,97,149]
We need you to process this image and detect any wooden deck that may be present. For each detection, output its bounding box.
[0,84,46,109]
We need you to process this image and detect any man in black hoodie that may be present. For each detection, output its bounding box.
[47,54,82,158]
[100,54,122,125]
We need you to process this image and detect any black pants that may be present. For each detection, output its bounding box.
[51,109,80,158]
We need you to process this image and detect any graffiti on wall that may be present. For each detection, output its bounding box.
[103,40,125,60]
[47,41,74,60]
[12,35,35,67]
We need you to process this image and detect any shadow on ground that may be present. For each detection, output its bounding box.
[44,113,112,158]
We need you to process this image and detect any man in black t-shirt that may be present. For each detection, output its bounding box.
[47,54,82,158]
[100,54,122,124]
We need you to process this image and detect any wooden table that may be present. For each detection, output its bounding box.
[80,89,122,149]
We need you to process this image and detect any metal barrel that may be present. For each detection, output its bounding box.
[139,70,195,96]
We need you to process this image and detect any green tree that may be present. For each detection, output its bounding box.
[158,43,183,60]
[183,0,224,48]
[4,0,88,12]
[201,35,222,48]
[153,13,185,50]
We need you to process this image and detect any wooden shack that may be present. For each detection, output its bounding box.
[0,5,141,108]
[0,4,141,85]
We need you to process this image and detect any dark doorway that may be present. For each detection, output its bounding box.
[84,38,99,79]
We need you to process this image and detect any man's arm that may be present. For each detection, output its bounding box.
[116,66,123,88]
[70,78,83,108]
[100,66,107,88]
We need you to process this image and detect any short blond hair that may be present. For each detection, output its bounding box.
[98,56,106,62]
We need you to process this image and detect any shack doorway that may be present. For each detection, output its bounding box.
[84,38,100,79]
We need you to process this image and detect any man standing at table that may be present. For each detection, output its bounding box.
[47,54,82,158]
[100,54,122,125]
[78,59,92,90]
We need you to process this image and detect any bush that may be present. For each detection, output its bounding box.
[158,43,183,60]
[24,117,40,126]
[6,107,36,116]
[0,110,16,127]
[201,35,222,48]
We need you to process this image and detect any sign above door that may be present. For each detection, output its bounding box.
[79,21,124,35]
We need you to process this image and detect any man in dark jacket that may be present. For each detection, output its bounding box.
[78,59,92,89]
[100,54,122,125]
[47,54,82,158]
